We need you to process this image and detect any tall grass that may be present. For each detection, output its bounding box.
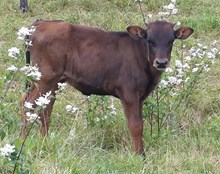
[1,0,220,173]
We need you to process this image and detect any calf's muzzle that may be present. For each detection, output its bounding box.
[153,58,169,70]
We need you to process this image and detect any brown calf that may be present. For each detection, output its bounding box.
[20,20,193,155]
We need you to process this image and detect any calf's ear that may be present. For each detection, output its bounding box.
[127,26,147,40]
[175,27,194,40]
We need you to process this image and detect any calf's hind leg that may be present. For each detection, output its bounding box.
[20,81,58,137]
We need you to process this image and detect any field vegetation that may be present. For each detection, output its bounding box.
[0,0,220,173]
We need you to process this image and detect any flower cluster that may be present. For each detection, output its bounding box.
[144,40,219,133]
[55,82,67,94]
[23,92,52,122]
[7,47,42,80]
[0,144,15,159]
[143,0,180,24]
[17,26,35,47]
[17,26,35,41]
[6,26,42,81]
[66,105,78,113]
[25,112,39,122]
[159,41,219,90]
[24,101,34,109]
[189,42,219,64]
[20,64,42,80]
[8,47,20,59]
[58,82,67,91]
[7,65,18,72]
[35,91,52,108]
[158,0,178,19]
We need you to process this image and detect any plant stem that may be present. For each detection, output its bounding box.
[12,118,37,174]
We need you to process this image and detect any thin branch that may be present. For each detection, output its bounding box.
[137,1,147,25]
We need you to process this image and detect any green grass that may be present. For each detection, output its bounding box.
[1,0,220,173]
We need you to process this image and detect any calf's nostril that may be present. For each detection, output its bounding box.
[163,61,168,66]
[156,60,167,66]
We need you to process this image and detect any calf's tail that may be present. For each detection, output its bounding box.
[20,50,31,137]
[26,50,30,65]
[25,50,31,90]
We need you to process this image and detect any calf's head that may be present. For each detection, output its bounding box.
[127,21,194,70]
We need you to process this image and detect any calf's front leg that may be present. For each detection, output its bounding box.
[122,99,144,156]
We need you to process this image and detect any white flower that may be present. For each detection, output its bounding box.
[176,78,182,85]
[161,76,182,88]
[160,80,168,88]
[176,21,181,26]
[0,144,15,157]
[147,14,153,18]
[28,71,42,80]
[44,91,52,98]
[167,76,178,85]
[57,82,67,91]
[171,8,178,15]
[65,105,78,113]
[165,67,173,73]
[177,68,184,77]
[171,0,176,4]
[183,63,190,70]
[169,91,177,97]
[158,12,170,17]
[182,63,190,71]
[206,52,215,59]
[25,40,33,46]
[35,91,51,108]
[184,56,191,62]
[197,43,203,47]
[26,112,39,122]
[17,26,35,40]
[203,65,210,72]
[24,101,34,109]
[211,48,218,54]
[189,47,196,53]
[7,65,18,71]
[203,46,208,49]
[20,64,42,80]
[175,60,183,68]
[35,96,50,107]
[135,0,142,2]
[50,132,56,139]
[163,3,175,10]
[212,40,217,46]
[8,47,20,59]
[192,67,199,73]
[190,47,206,58]
[66,105,73,112]
[71,107,78,113]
